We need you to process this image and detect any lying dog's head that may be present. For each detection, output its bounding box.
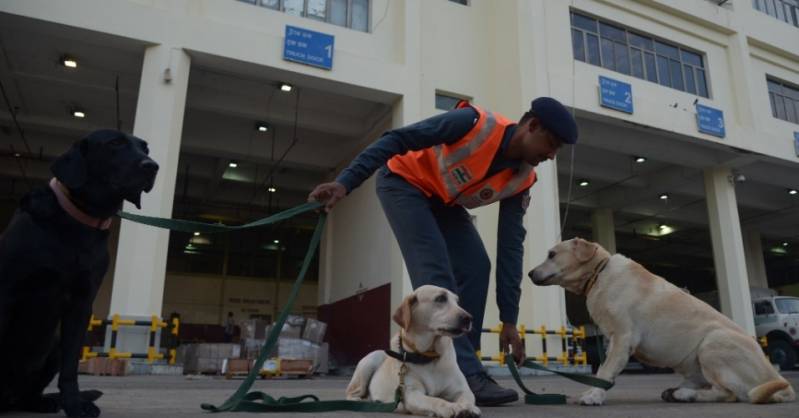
[393,285,473,338]
[528,238,611,295]
[51,129,159,217]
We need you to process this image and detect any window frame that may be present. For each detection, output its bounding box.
[570,10,711,98]
[753,0,799,28]
[435,90,471,111]
[767,76,799,125]
[240,0,370,32]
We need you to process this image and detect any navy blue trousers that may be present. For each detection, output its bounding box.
[376,166,489,377]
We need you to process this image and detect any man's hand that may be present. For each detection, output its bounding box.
[499,322,525,366]
[308,182,347,212]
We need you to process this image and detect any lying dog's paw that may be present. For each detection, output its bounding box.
[63,398,101,418]
[453,404,481,418]
[579,388,606,406]
[670,388,697,403]
[661,388,678,402]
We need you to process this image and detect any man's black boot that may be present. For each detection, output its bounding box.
[466,372,518,406]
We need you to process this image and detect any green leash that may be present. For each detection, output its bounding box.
[504,356,614,405]
[119,202,400,413]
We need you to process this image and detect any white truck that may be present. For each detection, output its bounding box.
[752,294,799,371]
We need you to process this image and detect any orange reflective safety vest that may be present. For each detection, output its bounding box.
[387,102,537,209]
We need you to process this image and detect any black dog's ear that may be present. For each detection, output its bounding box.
[51,139,88,189]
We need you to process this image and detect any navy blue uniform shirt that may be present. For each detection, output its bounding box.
[336,107,529,324]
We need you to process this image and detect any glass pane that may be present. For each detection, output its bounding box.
[655,40,679,60]
[615,42,630,75]
[657,55,671,87]
[645,52,658,82]
[775,94,787,120]
[352,0,369,31]
[631,48,644,79]
[571,13,597,33]
[238,0,257,4]
[283,0,303,15]
[572,29,586,61]
[684,65,696,94]
[307,0,326,20]
[260,0,279,9]
[770,92,778,117]
[599,22,626,42]
[767,79,783,94]
[601,38,615,70]
[786,99,798,123]
[680,49,703,67]
[670,59,684,91]
[775,298,799,314]
[435,94,461,110]
[330,0,347,26]
[629,33,653,51]
[696,69,708,97]
[587,34,601,65]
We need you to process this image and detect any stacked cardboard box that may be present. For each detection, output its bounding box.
[78,357,128,376]
[181,343,241,374]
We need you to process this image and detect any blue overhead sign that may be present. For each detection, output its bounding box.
[283,25,334,70]
[598,76,633,114]
[695,104,725,138]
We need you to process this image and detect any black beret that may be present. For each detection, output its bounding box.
[530,97,578,144]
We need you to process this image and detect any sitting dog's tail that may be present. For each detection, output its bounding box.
[346,351,386,401]
[748,379,794,403]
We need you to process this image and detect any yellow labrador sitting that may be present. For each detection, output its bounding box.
[529,238,795,406]
[346,285,481,418]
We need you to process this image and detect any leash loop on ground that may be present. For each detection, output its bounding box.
[504,355,614,405]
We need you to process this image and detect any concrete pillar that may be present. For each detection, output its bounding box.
[109,45,189,324]
[743,228,769,289]
[704,167,755,336]
[591,208,616,253]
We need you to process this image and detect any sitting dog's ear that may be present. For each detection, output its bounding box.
[392,294,417,331]
[574,238,598,263]
[51,139,88,189]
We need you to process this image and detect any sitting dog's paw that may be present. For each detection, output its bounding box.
[63,397,101,418]
[453,404,481,418]
[579,388,606,406]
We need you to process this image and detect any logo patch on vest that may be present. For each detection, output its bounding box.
[450,166,473,186]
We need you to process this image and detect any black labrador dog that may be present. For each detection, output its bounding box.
[0,129,158,417]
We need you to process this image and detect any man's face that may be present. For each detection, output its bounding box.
[519,118,563,166]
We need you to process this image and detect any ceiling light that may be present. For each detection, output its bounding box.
[268,186,277,193]
[635,156,646,163]
[782,242,789,247]
[71,109,86,118]
[14,152,20,158]
[61,55,77,68]
[789,189,798,195]
[273,239,280,244]
[256,122,270,132]
[229,162,238,168]
[659,193,669,200]
[659,224,668,230]
[194,232,200,236]
[578,179,590,187]
[280,83,293,92]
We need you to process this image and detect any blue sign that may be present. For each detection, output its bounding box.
[283,25,334,70]
[598,76,633,114]
[795,132,799,157]
[695,104,725,138]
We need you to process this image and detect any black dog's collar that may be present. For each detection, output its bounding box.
[385,333,440,365]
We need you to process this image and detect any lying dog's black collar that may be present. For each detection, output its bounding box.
[384,333,440,365]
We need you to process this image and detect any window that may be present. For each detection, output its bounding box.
[449,0,469,5]
[754,300,775,315]
[570,11,710,98]
[753,0,799,27]
[775,298,799,314]
[435,92,467,111]
[237,0,370,32]
[767,77,799,124]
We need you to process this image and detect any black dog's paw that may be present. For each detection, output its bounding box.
[63,398,101,418]
[661,388,677,402]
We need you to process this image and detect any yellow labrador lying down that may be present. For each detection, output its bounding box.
[346,285,481,418]
[530,238,795,406]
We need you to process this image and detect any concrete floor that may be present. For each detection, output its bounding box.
[4,371,797,418]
